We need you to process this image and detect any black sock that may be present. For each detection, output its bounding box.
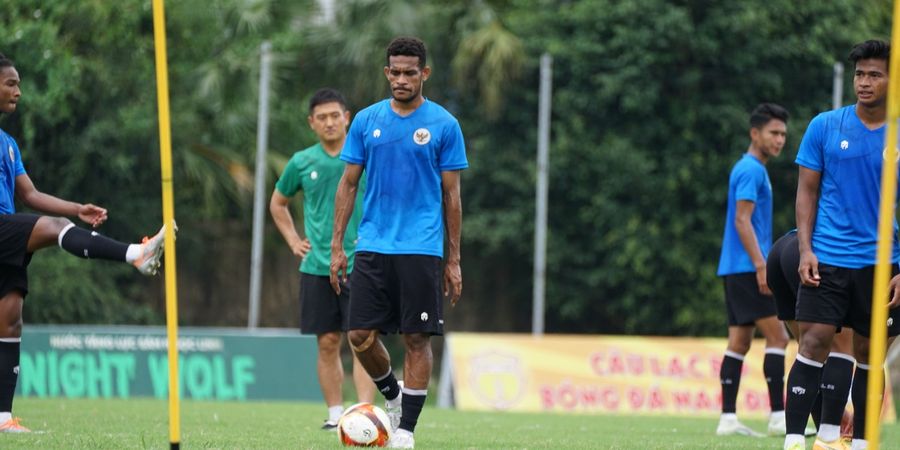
[785,357,824,435]
[372,370,400,401]
[720,353,743,413]
[764,349,785,411]
[851,365,882,440]
[0,341,20,413]
[811,392,823,430]
[59,226,128,261]
[399,387,426,433]
[820,354,854,426]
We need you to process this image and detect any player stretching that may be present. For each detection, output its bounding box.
[330,37,467,449]
[783,40,899,450]
[270,88,374,429]
[0,53,169,432]
[716,103,791,437]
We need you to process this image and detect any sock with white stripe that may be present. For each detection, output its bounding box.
[720,352,744,414]
[785,355,824,435]
[398,385,426,433]
[820,353,854,429]
[58,225,128,261]
[764,348,786,411]
[372,369,400,402]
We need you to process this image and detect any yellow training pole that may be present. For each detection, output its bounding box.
[866,2,900,447]
[151,0,181,448]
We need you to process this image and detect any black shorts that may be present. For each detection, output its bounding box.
[299,273,350,335]
[723,273,777,326]
[0,214,38,298]
[796,262,900,338]
[767,231,800,321]
[348,252,443,335]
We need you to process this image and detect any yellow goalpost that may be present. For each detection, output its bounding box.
[151,0,182,448]
[867,1,900,449]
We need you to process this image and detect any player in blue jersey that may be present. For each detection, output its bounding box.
[783,40,897,450]
[269,88,374,429]
[715,103,791,437]
[0,54,169,433]
[330,37,467,449]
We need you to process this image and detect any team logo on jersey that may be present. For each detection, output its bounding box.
[420,312,429,322]
[373,129,381,138]
[413,128,431,145]
[310,170,318,180]
[884,147,900,162]
[889,317,894,327]
[840,140,849,150]
[7,145,13,162]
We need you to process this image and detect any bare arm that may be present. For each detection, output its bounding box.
[15,174,107,227]
[734,200,770,295]
[796,166,822,286]
[269,189,311,258]
[329,163,364,294]
[442,170,463,306]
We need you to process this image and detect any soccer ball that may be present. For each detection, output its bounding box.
[337,402,393,447]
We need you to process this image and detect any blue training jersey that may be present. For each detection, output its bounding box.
[795,105,899,268]
[0,129,25,214]
[717,153,773,276]
[341,98,468,257]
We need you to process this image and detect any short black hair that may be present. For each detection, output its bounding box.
[0,53,14,70]
[308,88,347,115]
[386,37,427,68]
[849,40,890,65]
[749,103,789,129]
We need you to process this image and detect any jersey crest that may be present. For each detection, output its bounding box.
[413,128,431,145]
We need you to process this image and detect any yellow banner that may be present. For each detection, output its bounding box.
[446,333,894,420]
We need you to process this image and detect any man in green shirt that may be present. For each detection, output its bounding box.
[270,88,373,429]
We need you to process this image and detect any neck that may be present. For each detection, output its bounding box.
[747,144,768,164]
[321,137,345,156]
[856,102,887,129]
[391,95,425,116]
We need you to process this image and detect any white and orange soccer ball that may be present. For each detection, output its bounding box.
[337,402,393,447]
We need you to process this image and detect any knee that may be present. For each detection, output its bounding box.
[727,341,751,355]
[39,216,73,235]
[348,329,375,352]
[799,334,831,360]
[317,332,341,354]
[404,333,431,352]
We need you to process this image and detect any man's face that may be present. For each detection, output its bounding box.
[307,101,349,144]
[750,119,787,159]
[0,66,20,115]
[384,55,430,103]
[854,58,889,108]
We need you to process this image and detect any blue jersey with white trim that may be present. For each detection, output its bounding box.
[795,105,899,268]
[341,98,468,257]
[717,153,773,276]
[0,129,26,214]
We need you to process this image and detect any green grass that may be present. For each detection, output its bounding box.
[3,398,900,449]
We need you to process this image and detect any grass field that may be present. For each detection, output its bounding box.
[2,398,900,449]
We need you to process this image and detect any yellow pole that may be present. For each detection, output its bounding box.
[151,0,181,448]
[866,3,900,448]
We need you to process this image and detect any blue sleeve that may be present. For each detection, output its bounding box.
[9,138,25,176]
[733,164,762,202]
[340,111,366,166]
[795,113,826,172]
[438,119,468,171]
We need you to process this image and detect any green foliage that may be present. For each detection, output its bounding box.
[0,0,893,333]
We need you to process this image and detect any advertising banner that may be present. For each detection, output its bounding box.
[443,333,895,420]
[18,325,320,401]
